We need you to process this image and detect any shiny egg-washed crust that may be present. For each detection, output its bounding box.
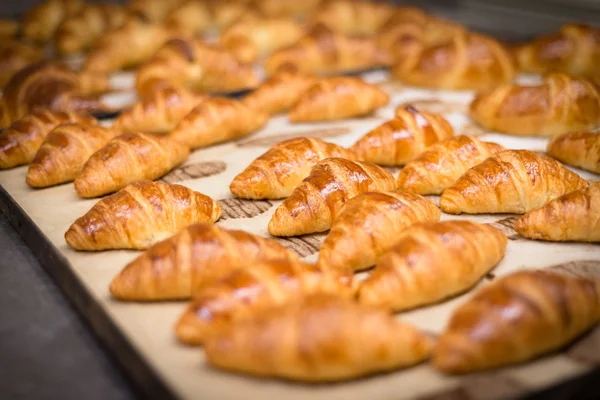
[74,133,190,198]
[23,0,82,43]
[359,220,507,311]
[230,137,357,200]
[547,130,600,174]
[0,40,43,88]
[268,158,397,237]
[309,0,396,36]
[434,270,600,373]
[65,180,221,251]
[204,294,432,382]
[110,223,298,301]
[469,73,600,136]
[440,149,589,215]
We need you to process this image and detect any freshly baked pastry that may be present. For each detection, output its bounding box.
[164,0,211,36]
[268,158,397,236]
[74,133,189,198]
[205,294,432,382]
[65,180,221,250]
[208,0,249,30]
[23,0,82,43]
[359,221,507,311]
[310,0,395,36]
[126,0,185,23]
[0,19,19,38]
[0,40,43,88]
[319,191,440,273]
[110,223,298,301]
[435,270,600,373]
[440,149,589,214]
[515,182,600,242]
[230,137,357,199]
[26,123,118,188]
[289,77,389,122]
[170,98,268,150]
[469,73,600,136]
[0,110,97,169]
[351,106,454,166]
[547,130,600,174]
[254,0,321,19]
[397,136,505,195]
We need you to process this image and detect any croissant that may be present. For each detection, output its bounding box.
[170,98,268,150]
[164,0,211,35]
[126,0,185,23]
[397,136,505,195]
[205,294,432,382]
[434,270,600,373]
[359,221,507,311]
[351,106,454,166]
[110,223,298,301]
[0,19,19,38]
[0,110,97,169]
[547,131,600,174]
[66,180,221,250]
[23,0,82,43]
[254,0,321,19]
[175,259,352,345]
[469,73,600,136]
[310,0,396,36]
[209,0,249,30]
[26,123,118,188]
[319,190,440,273]
[289,77,389,123]
[265,25,392,76]
[113,87,207,135]
[515,24,600,79]
[74,133,189,198]
[268,158,397,236]
[0,40,43,88]
[440,149,589,215]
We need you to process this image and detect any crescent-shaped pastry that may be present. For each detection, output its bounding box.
[23,0,82,43]
[309,0,396,36]
[0,40,43,88]
[546,131,600,174]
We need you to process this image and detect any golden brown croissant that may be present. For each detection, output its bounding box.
[164,0,211,35]
[514,182,600,242]
[208,0,249,30]
[515,24,600,79]
[359,220,507,311]
[0,19,19,38]
[288,77,389,122]
[170,97,268,150]
[110,223,298,301]
[397,135,505,195]
[434,270,600,373]
[547,130,600,174]
[175,258,352,345]
[351,106,454,166]
[126,0,185,23]
[254,0,321,19]
[205,294,432,382]
[469,73,600,136]
[23,0,82,43]
[65,180,221,250]
[0,110,97,169]
[310,0,396,36]
[440,149,589,215]
[74,133,189,198]
[268,158,397,236]
[113,87,206,135]
[230,137,357,199]
[319,190,440,273]
[26,123,118,188]
[0,40,43,88]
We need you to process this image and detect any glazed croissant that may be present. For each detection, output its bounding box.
[0,110,97,169]
[205,294,432,382]
[359,221,507,311]
[397,135,505,195]
[65,180,221,250]
[26,123,118,188]
[113,87,207,135]
[230,137,357,200]
[515,182,600,242]
[289,77,389,122]
[351,106,454,166]
[319,190,440,273]
[170,98,268,150]
[0,40,43,88]
[23,0,82,43]
[435,270,600,373]
[440,149,589,214]
[74,133,190,198]
[164,0,211,36]
[547,131,600,174]
[309,0,395,36]
[469,73,600,136]
[268,158,397,236]
[110,223,298,301]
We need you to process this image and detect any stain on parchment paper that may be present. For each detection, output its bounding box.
[218,198,273,220]
[236,127,351,148]
[545,260,600,280]
[567,325,600,364]
[272,235,323,258]
[160,161,226,184]
[487,216,521,240]
[418,373,525,400]
[397,98,468,115]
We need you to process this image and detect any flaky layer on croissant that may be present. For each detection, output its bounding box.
[0,40,43,88]
[440,149,589,214]
[23,0,82,43]
[359,220,507,311]
[469,73,600,136]
[397,135,505,195]
[65,180,221,251]
[205,294,432,382]
[309,0,396,36]
[547,130,600,174]
[435,270,600,373]
[230,137,357,200]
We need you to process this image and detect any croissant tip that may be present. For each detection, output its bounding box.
[175,310,206,346]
